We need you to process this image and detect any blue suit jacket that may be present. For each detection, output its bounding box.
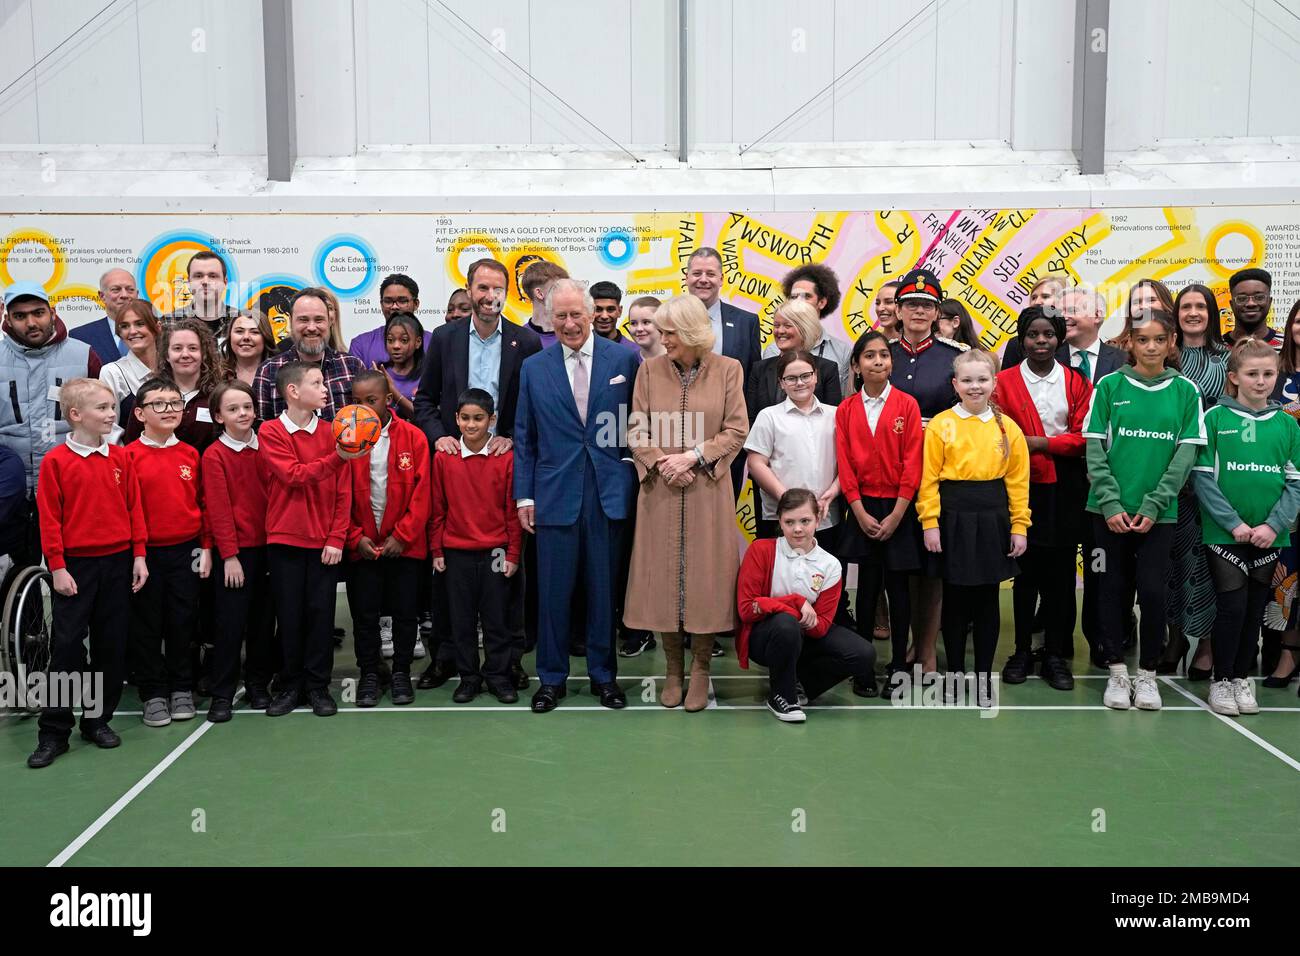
[720,302,762,385]
[68,316,123,366]
[513,335,639,525]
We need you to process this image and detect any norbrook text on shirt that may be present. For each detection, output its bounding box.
[1225,461,1283,473]
[1117,426,1175,441]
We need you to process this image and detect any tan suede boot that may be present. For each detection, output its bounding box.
[660,631,685,708]
[684,633,715,712]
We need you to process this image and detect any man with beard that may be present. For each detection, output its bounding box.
[252,287,364,422]
[414,258,542,691]
[1224,267,1280,350]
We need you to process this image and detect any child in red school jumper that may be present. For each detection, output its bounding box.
[126,377,213,728]
[835,329,924,690]
[202,380,274,722]
[259,361,363,718]
[345,370,431,707]
[737,487,877,722]
[428,388,522,704]
[28,379,148,769]
[993,306,1093,691]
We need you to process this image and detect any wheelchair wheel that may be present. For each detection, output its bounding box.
[1,565,53,711]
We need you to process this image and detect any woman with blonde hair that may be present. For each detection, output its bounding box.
[746,299,842,423]
[624,295,749,711]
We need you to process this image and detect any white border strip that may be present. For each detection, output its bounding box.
[1160,677,1300,773]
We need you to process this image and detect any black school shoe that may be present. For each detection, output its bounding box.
[511,662,531,691]
[1041,655,1075,691]
[206,699,233,723]
[851,676,878,698]
[453,678,482,704]
[416,659,456,689]
[244,685,271,710]
[266,689,299,717]
[80,724,122,748]
[487,681,519,704]
[618,630,656,658]
[356,672,382,708]
[390,671,415,705]
[590,680,627,709]
[308,688,337,716]
[28,740,69,768]
[1001,650,1033,684]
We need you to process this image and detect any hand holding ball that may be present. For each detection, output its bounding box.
[333,404,382,455]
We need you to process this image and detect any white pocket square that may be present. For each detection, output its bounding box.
[609,374,626,385]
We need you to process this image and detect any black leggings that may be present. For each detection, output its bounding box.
[1012,544,1077,658]
[1091,517,1174,670]
[1207,546,1278,681]
[858,562,911,668]
[941,582,1000,676]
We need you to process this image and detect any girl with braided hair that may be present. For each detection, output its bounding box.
[917,349,1030,701]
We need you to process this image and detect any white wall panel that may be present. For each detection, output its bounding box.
[935,0,1012,141]
[1010,0,1075,149]
[731,0,835,145]
[425,0,532,146]
[832,0,937,142]
[1162,0,1251,139]
[688,0,735,146]
[628,0,673,148]
[206,0,265,154]
[1248,0,1300,136]
[355,0,431,144]
[530,0,632,146]
[137,0,215,145]
[292,0,356,156]
[0,0,40,142]
[1106,0,1170,150]
[31,0,142,144]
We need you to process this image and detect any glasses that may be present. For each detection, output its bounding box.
[780,372,816,385]
[1233,293,1268,305]
[381,297,414,308]
[900,301,936,312]
[144,400,184,413]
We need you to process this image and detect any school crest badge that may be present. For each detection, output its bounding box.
[893,416,905,434]
[113,467,122,486]
[179,465,193,481]
[810,572,825,591]
[397,452,413,471]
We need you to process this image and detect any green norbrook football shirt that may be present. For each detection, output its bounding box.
[1194,404,1300,546]
[1083,367,1206,522]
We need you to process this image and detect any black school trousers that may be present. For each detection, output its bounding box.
[268,544,340,694]
[211,545,276,701]
[129,539,200,701]
[1091,517,1174,670]
[347,555,421,674]
[444,547,513,686]
[38,550,132,744]
[748,614,876,704]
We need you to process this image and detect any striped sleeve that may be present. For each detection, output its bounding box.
[1080,371,1110,440]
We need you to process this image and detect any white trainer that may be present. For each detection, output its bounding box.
[412,639,427,660]
[1133,668,1162,711]
[1209,679,1240,716]
[380,616,394,659]
[1232,678,1259,715]
[1104,666,1132,710]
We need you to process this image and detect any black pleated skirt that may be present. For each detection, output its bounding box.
[837,495,923,571]
[935,479,1020,586]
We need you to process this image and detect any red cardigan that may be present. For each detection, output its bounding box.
[835,387,923,504]
[346,416,431,560]
[993,362,1091,484]
[735,537,842,669]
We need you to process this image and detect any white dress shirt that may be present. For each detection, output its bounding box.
[743,397,840,528]
[706,298,724,356]
[1021,362,1069,437]
[565,331,595,389]
[369,419,391,531]
[861,383,893,435]
[1069,341,1101,382]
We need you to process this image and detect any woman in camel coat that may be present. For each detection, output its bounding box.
[624,294,749,712]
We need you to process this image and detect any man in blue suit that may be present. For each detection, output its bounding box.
[514,279,640,713]
[68,267,136,365]
[684,247,761,508]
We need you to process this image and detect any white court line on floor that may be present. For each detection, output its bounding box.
[1160,677,1300,773]
[93,703,1214,714]
[48,717,217,867]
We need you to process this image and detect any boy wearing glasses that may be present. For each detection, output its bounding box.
[126,377,213,728]
[1225,268,1279,350]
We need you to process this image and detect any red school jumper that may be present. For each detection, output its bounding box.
[258,415,351,550]
[37,443,147,570]
[126,439,212,548]
[735,537,842,669]
[202,437,269,559]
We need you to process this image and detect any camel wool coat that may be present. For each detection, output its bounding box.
[623,351,749,635]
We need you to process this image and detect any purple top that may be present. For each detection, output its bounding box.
[385,364,420,403]
[524,321,557,350]
[601,330,642,356]
[348,324,433,368]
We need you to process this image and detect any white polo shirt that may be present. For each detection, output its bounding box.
[770,537,842,604]
[743,396,840,528]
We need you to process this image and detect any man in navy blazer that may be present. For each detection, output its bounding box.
[68,267,137,365]
[413,258,542,689]
[685,247,761,504]
[514,279,639,713]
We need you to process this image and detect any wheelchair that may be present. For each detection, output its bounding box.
[0,560,54,715]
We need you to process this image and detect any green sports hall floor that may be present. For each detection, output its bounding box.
[4,592,1299,868]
